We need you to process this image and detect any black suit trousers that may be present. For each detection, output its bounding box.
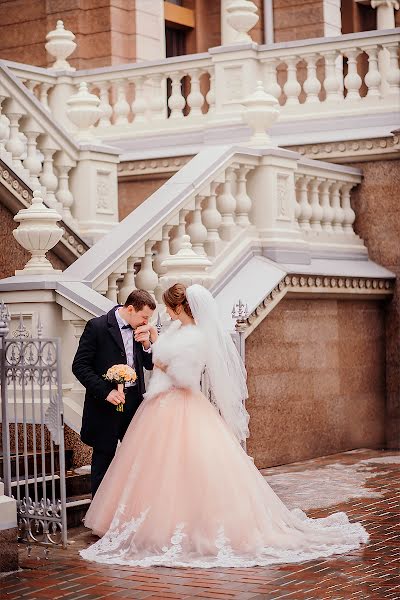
[91,385,141,497]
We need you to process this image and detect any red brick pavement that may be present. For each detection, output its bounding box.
[1,449,399,600]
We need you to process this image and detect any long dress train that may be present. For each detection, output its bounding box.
[80,321,368,568]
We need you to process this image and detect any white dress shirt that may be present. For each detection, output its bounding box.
[115,308,152,387]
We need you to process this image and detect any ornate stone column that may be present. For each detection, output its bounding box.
[370,0,399,28]
[369,0,399,93]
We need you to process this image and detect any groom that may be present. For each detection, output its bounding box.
[72,289,156,496]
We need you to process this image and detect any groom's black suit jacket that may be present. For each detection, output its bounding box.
[72,306,153,452]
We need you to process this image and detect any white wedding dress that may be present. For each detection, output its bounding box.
[80,319,368,568]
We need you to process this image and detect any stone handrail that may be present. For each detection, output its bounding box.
[63,144,364,308]
[5,28,399,141]
[0,61,120,242]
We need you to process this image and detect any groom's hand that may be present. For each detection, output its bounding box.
[106,389,125,406]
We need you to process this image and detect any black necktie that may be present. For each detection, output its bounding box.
[121,324,132,330]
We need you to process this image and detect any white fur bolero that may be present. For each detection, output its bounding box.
[145,320,207,399]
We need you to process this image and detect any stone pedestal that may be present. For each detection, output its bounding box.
[69,145,120,243]
[0,481,18,573]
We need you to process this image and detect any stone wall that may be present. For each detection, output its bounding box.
[118,175,171,220]
[350,159,400,450]
[246,298,386,469]
[272,0,327,42]
[0,0,138,69]
[0,202,67,279]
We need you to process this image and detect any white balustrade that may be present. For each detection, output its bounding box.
[0,62,119,241]
[4,29,397,142]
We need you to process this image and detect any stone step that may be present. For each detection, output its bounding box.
[10,470,91,501]
[66,494,91,529]
[0,449,73,479]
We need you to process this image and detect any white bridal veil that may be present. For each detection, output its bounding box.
[186,284,250,444]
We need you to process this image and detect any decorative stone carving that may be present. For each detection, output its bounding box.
[241,273,395,337]
[241,81,280,146]
[66,82,101,141]
[226,0,259,44]
[13,189,63,275]
[45,20,77,72]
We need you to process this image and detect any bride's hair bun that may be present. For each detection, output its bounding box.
[163,283,193,318]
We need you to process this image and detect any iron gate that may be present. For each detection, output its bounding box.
[0,301,67,548]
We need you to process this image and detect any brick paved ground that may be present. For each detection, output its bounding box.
[1,449,399,600]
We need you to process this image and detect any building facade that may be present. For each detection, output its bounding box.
[0,0,399,478]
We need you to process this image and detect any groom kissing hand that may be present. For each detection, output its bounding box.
[72,289,157,497]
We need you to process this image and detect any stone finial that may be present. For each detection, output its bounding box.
[13,189,63,276]
[66,82,101,141]
[241,81,280,147]
[226,0,259,44]
[45,20,77,71]
[161,235,212,272]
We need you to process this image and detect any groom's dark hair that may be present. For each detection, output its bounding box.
[124,290,156,311]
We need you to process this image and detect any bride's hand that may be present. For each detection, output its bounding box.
[154,361,167,372]
[149,325,158,343]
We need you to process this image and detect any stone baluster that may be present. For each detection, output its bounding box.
[131,76,147,123]
[39,135,60,210]
[97,81,112,127]
[323,51,342,102]
[206,71,215,114]
[170,209,189,255]
[187,69,204,117]
[54,151,76,224]
[4,100,26,176]
[384,42,400,99]
[296,176,312,231]
[331,182,345,233]
[38,83,52,112]
[168,72,185,119]
[309,177,323,232]
[364,46,382,98]
[0,93,10,159]
[340,183,356,236]
[303,54,321,103]
[202,181,222,257]
[283,57,301,105]
[25,80,38,95]
[114,80,130,125]
[106,272,121,303]
[153,224,173,275]
[343,48,362,101]
[135,241,159,296]
[294,174,302,225]
[149,73,166,121]
[235,165,253,227]
[22,117,43,191]
[118,256,137,304]
[186,195,208,256]
[217,166,237,241]
[153,225,173,302]
[319,180,334,233]
[263,59,281,101]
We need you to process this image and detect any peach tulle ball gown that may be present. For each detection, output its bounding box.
[80,317,368,568]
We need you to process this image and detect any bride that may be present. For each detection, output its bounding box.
[80,283,368,568]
